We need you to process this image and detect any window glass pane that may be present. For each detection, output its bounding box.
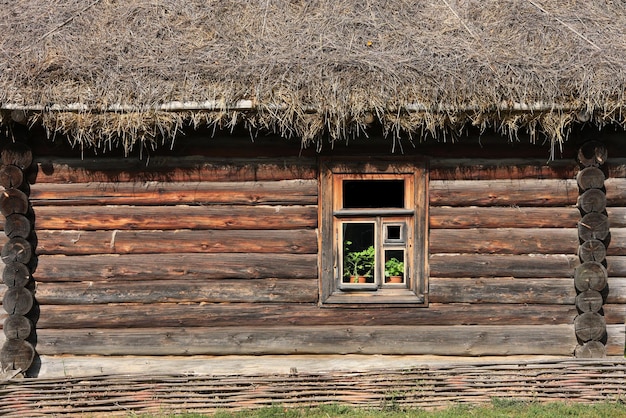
[343,180,404,208]
[342,222,375,283]
[387,225,401,240]
[384,250,404,284]
[384,223,405,244]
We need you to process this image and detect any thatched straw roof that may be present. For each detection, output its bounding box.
[1,0,625,151]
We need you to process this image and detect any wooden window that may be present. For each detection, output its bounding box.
[320,159,428,305]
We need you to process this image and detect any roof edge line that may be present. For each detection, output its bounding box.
[1,100,576,114]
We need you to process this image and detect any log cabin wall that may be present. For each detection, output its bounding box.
[429,156,626,357]
[0,135,625,371]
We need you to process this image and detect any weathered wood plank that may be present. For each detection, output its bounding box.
[606,324,625,356]
[606,256,626,277]
[429,207,580,229]
[14,227,624,256]
[34,253,317,282]
[28,279,318,304]
[33,325,578,356]
[596,304,625,324]
[429,278,575,304]
[29,355,596,379]
[604,178,626,206]
[428,158,577,180]
[31,205,318,230]
[596,277,626,304]
[429,179,579,206]
[430,254,578,278]
[430,207,626,229]
[607,228,626,256]
[429,178,625,207]
[607,207,626,228]
[32,303,577,329]
[430,228,578,254]
[34,157,318,183]
[33,229,318,255]
[30,180,318,206]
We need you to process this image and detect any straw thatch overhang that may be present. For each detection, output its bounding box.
[1,0,625,152]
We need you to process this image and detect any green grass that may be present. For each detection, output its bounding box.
[135,400,626,418]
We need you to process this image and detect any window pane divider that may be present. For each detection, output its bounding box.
[333,209,414,217]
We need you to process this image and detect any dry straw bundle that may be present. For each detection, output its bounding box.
[0,0,625,151]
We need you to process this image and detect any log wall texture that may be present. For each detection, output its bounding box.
[0,143,37,374]
[428,156,626,357]
[0,154,624,365]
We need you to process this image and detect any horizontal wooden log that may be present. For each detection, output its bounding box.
[429,207,581,229]
[41,157,626,184]
[429,277,626,306]
[32,205,318,230]
[430,254,626,280]
[603,304,626,325]
[33,325,578,356]
[602,277,626,304]
[430,207,626,233]
[607,228,626,256]
[34,253,317,282]
[430,254,578,278]
[10,228,626,258]
[34,157,317,183]
[605,256,626,276]
[26,279,318,305]
[19,227,626,260]
[429,158,578,180]
[30,180,318,206]
[429,278,575,304]
[34,229,317,255]
[605,208,626,228]
[429,179,578,207]
[32,303,578,329]
[606,324,625,356]
[430,228,577,254]
[430,157,626,180]
[604,178,626,206]
[7,301,607,329]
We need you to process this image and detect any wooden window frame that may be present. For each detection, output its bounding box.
[319,158,429,306]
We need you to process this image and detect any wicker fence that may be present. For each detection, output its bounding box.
[1,359,625,417]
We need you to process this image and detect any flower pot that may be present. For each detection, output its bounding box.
[387,275,403,283]
[351,275,368,283]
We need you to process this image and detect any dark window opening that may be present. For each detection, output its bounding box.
[386,225,401,241]
[343,180,404,208]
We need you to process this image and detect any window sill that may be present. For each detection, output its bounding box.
[323,288,426,305]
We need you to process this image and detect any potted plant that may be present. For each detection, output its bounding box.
[385,257,404,283]
[344,245,375,283]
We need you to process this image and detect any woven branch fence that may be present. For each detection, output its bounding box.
[1,359,625,417]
